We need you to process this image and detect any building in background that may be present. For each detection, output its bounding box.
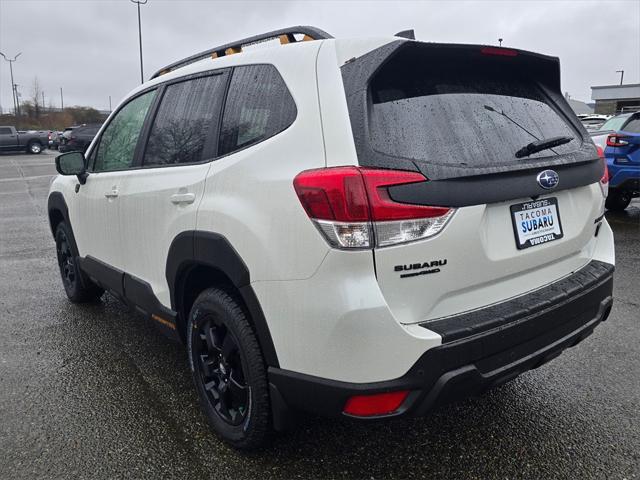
[567,98,594,115]
[591,83,640,115]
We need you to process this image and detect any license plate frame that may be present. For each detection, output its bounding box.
[510,197,564,250]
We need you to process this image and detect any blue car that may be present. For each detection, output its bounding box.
[604,112,640,211]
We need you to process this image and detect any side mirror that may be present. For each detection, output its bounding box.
[55,151,88,184]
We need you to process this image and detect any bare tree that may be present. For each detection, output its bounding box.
[31,77,42,117]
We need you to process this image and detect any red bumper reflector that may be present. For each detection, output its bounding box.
[343,390,409,417]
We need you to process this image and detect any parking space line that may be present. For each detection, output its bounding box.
[0,174,54,183]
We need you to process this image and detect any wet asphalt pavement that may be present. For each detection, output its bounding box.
[0,150,638,479]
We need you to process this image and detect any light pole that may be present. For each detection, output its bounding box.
[131,0,148,84]
[616,70,624,86]
[14,84,21,118]
[0,51,21,118]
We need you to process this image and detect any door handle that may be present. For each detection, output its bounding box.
[105,188,119,198]
[170,193,196,205]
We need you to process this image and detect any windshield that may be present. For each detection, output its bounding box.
[598,115,631,132]
[369,56,579,168]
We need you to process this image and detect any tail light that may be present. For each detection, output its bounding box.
[343,390,409,417]
[596,145,608,198]
[606,134,629,147]
[293,167,454,249]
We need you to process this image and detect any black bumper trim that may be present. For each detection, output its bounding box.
[420,260,615,342]
[268,260,614,419]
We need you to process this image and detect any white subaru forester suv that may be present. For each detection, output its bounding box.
[49,27,615,449]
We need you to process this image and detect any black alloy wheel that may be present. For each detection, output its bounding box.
[54,222,103,303]
[195,318,250,425]
[188,287,271,449]
[56,228,76,290]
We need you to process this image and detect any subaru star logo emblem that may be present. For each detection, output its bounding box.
[537,170,559,189]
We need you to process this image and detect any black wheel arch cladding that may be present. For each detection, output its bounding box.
[166,231,280,367]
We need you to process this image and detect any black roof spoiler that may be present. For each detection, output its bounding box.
[150,25,333,80]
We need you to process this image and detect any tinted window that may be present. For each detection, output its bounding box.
[93,90,156,172]
[84,125,101,135]
[622,118,640,133]
[368,48,579,168]
[0,127,12,135]
[143,73,226,166]
[599,115,630,131]
[218,64,296,156]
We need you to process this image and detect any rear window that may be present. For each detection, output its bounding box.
[368,49,580,168]
[622,117,640,133]
[599,115,630,132]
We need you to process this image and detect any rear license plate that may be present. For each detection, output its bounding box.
[510,198,563,249]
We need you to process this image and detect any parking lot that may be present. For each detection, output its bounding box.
[0,150,638,479]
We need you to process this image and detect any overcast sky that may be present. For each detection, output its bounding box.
[0,0,638,112]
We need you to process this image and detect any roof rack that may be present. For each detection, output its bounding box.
[150,25,333,80]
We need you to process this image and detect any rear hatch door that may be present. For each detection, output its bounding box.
[341,41,605,325]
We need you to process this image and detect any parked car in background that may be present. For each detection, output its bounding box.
[58,126,79,152]
[0,125,48,154]
[58,124,101,153]
[48,131,61,150]
[590,112,639,150]
[603,113,640,210]
[580,114,611,132]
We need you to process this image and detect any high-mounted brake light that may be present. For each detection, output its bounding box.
[293,167,455,249]
[606,134,629,147]
[343,391,409,417]
[480,46,518,57]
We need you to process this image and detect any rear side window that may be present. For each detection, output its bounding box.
[94,90,156,172]
[622,118,640,133]
[368,46,579,168]
[143,73,227,166]
[218,64,296,156]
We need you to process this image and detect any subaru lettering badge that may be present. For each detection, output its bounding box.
[537,170,559,189]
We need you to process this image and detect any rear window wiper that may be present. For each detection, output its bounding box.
[515,136,573,158]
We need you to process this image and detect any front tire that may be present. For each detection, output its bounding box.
[55,222,103,302]
[605,190,631,211]
[27,141,42,154]
[187,288,271,449]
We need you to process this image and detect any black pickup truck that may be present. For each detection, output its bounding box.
[0,125,49,154]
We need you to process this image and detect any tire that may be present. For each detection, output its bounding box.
[605,190,631,211]
[55,222,103,303]
[27,141,42,154]
[187,288,271,449]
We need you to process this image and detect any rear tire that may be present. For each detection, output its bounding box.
[55,222,103,303]
[27,141,42,154]
[187,288,271,450]
[605,190,631,211]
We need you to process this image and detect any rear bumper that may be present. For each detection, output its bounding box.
[269,260,614,420]
[607,162,640,190]
[609,177,640,193]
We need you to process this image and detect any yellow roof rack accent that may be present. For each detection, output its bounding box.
[152,26,332,79]
[225,47,242,55]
